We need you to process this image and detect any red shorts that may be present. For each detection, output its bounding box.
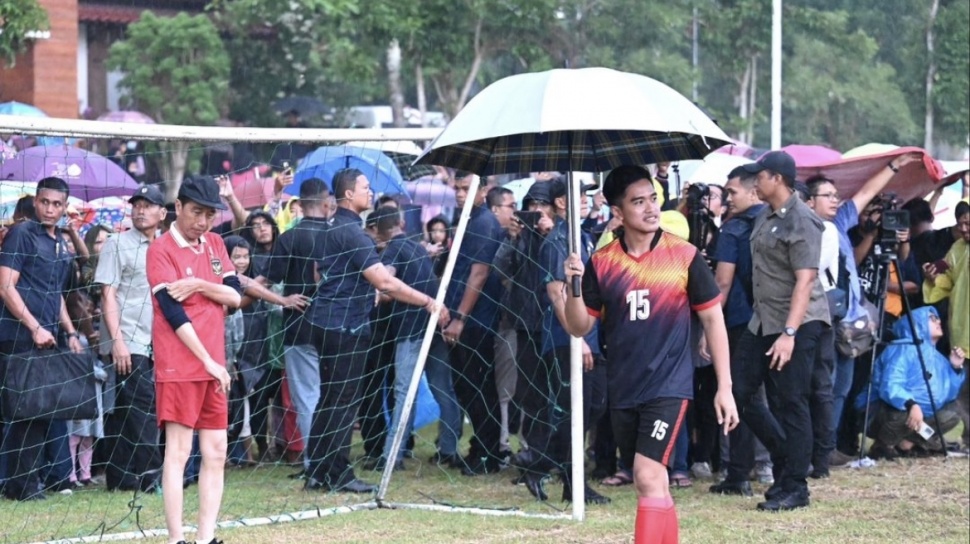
[156,380,228,430]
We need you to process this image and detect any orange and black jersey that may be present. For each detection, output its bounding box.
[582,230,720,409]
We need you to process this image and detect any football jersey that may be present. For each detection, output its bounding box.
[582,230,720,408]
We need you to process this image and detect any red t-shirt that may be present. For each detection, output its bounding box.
[147,226,234,383]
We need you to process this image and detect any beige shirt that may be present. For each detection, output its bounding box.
[94,229,154,357]
[749,192,831,335]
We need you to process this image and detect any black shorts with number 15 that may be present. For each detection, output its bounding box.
[612,398,689,469]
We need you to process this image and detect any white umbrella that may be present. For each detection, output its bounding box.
[685,154,752,185]
[416,67,731,174]
[345,140,423,156]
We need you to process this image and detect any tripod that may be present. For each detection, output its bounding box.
[859,246,949,460]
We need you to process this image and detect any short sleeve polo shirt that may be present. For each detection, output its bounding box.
[444,205,504,331]
[147,226,234,382]
[0,222,73,344]
[266,216,329,346]
[307,207,381,335]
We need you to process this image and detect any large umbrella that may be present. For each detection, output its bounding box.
[795,144,944,204]
[416,67,730,174]
[404,67,731,516]
[405,177,457,225]
[97,110,155,124]
[0,101,71,146]
[773,144,841,167]
[345,139,434,181]
[0,145,140,200]
[289,145,408,199]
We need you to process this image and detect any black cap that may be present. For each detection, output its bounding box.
[178,175,227,210]
[741,151,797,183]
[549,177,597,201]
[128,184,165,207]
[523,182,553,206]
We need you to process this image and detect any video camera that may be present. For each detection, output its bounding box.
[869,192,910,249]
[685,182,710,208]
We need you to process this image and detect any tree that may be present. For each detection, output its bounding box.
[781,8,917,149]
[213,0,385,126]
[107,12,230,199]
[0,0,49,65]
[930,0,970,148]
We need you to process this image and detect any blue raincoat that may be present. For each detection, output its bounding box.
[860,306,966,417]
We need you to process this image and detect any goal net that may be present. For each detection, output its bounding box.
[0,116,591,544]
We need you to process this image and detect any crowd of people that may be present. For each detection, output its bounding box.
[0,147,967,544]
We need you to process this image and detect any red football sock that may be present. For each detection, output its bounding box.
[634,497,672,544]
[663,500,679,544]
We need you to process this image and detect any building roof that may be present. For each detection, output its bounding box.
[79,1,207,25]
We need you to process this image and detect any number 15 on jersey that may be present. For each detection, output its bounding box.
[625,289,651,321]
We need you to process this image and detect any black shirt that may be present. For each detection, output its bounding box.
[267,216,329,345]
[381,234,437,340]
[307,207,381,335]
[913,227,957,266]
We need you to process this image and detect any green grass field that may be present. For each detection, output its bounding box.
[2,447,967,544]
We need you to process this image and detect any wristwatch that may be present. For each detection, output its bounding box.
[455,311,467,322]
[783,326,797,337]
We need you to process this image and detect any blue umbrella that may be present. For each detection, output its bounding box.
[0,101,72,146]
[289,145,408,199]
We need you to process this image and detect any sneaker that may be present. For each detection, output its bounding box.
[690,462,713,480]
[754,462,774,485]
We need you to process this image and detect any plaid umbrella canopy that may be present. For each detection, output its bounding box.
[414,67,732,175]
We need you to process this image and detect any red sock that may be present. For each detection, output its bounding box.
[663,501,679,544]
[634,497,672,544]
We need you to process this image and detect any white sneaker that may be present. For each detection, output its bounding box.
[690,462,713,480]
[754,462,774,485]
[58,488,73,496]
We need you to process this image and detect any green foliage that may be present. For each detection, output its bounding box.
[107,12,230,126]
[0,0,49,65]
[931,0,970,146]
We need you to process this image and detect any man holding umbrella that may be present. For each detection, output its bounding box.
[563,166,738,544]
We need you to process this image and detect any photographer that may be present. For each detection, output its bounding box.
[811,153,921,464]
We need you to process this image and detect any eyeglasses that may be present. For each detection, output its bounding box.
[810,192,840,201]
[929,314,941,322]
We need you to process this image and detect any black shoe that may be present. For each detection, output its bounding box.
[764,482,785,501]
[461,455,502,476]
[303,477,327,492]
[332,478,376,494]
[363,457,405,472]
[304,477,376,494]
[708,479,753,497]
[809,468,830,479]
[757,491,810,512]
[288,469,307,480]
[523,472,549,501]
[429,452,463,468]
[562,482,611,505]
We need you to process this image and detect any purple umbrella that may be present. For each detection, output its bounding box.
[0,145,140,200]
[97,110,155,124]
[405,177,456,225]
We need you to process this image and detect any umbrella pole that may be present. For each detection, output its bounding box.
[566,170,585,521]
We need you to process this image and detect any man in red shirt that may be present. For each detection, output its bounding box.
[147,176,242,544]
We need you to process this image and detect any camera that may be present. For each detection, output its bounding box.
[686,182,710,207]
[873,192,910,248]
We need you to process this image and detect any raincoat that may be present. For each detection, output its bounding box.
[870,306,965,417]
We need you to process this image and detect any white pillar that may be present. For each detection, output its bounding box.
[76,23,89,116]
[771,0,782,149]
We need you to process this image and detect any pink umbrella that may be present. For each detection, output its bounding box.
[231,168,275,209]
[795,145,945,204]
[97,111,155,124]
[771,144,841,167]
[406,177,456,225]
[714,139,761,159]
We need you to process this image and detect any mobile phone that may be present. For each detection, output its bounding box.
[917,422,935,440]
[932,259,950,273]
[514,210,541,229]
[282,161,292,176]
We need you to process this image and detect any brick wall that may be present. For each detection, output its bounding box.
[0,0,79,119]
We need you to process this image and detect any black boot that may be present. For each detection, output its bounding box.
[560,464,611,505]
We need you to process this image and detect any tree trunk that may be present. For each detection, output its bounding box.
[415,63,428,127]
[387,39,405,128]
[748,55,758,145]
[924,0,940,154]
[737,59,753,144]
[160,140,189,203]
